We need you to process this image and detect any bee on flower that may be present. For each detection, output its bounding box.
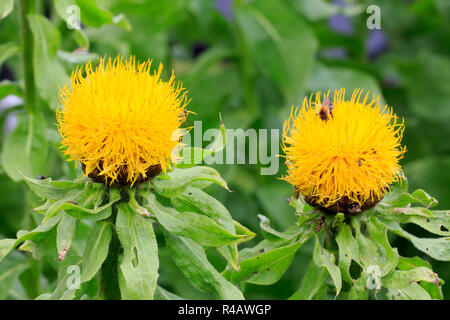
[282,89,406,214]
[57,55,190,186]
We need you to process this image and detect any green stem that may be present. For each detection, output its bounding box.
[100,199,122,300]
[18,0,37,114]
[19,0,39,299]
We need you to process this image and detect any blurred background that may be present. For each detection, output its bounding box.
[0,0,449,299]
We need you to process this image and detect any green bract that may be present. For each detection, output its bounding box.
[282,178,448,300]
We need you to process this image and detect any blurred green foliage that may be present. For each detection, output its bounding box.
[0,0,448,299]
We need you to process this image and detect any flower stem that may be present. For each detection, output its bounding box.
[18,0,37,114]
[100,201,122,300]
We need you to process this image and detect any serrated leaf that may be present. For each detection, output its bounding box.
[116,203,159,300]
[164,232,243,300]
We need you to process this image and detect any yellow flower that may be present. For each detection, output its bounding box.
[57,55,189,186]
[282,89,406,213]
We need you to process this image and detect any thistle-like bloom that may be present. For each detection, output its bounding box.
[57,56,189,186]
[282,89,406,213]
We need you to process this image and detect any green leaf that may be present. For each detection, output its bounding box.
[48,197,118,221]
[152,166,229,197]
[164,232,244,300]
[0,80,22,100]
[170,186,239,268]
[0,0,13,19]
[292,0,338,21]
[396,256,443,299]
[112,13,132,31]
[289,259,328,300]
[81,221,112,283]
[380,177,409,206]
[410,189,438,208]
[336,224,360,284]
[0,239,16,264]
[387,283,432,300]
[380,220,450,261]
[76,0,113,27]
[0,42,19,65]
[116,203,159,300]
[235,0,317,103]
[176,117,226,167]
[313,236,342,296]
[379,209,450,237]
[23,176,85,200]
[73,29,89,49]
[384,267,439,289]
[57,50,100,65]
[228,231,312,286]
[154,286,183,300]
[52,255,83,300]
[27,14,69,110]
[233,220,256,244]
[140,192,244,247]
[56,214,78,259]
[0,214,62,263]
[0,251,27,299]
[258,214,302,241]
[2,112,48,182]
[366,217,399,276]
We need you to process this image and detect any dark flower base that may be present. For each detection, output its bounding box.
[301,193,383,215]
[81,162,162,187]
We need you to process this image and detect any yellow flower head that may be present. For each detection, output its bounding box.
[282,89,406,212]
[57,55,189,186]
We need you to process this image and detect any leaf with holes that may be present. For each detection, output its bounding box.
[116,203,159,300]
